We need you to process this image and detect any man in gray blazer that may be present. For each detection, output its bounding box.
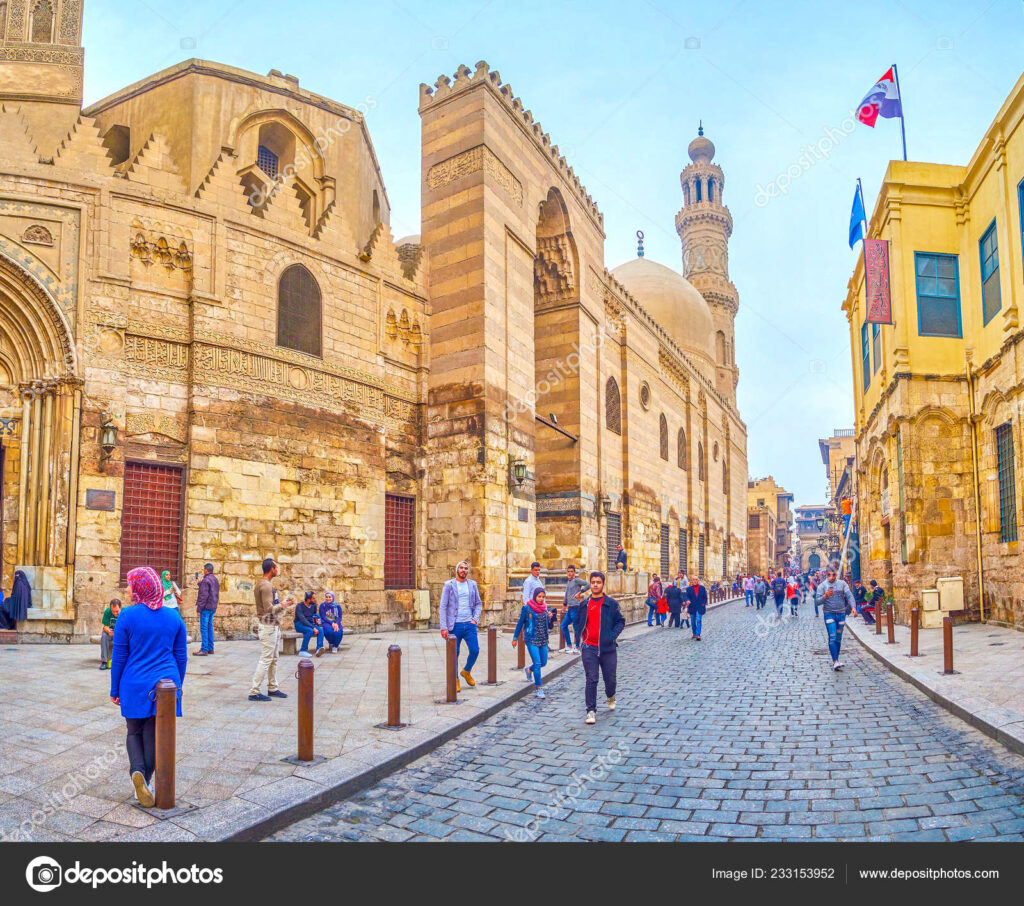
[439,560,484,688]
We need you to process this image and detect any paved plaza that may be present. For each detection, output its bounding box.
[270,601,1024,842]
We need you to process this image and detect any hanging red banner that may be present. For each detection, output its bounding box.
[864,238,893,324]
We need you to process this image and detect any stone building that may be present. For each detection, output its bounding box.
[844,72,1022,630]
[794,505,829,572]
[0,1,747,641]
[746,475,792,572]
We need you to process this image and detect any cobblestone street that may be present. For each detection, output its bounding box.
[270,601,1024,842]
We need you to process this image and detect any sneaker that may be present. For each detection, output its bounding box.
[192,650,208,656]
[585,711,596,725]
[132,771,155,808]
[314,646,325,658]
[524,667,533,683]
[99,663,108,670]
[607,695,616,711]
[460,669,476,687]
[535,689,545,699]
[832,662,841,671]
[834,660,843,669]
[268,690,288,698]
[248,693,272,701]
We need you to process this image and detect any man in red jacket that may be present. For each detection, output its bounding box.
[574,571,626,726]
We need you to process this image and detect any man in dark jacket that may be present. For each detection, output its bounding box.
[194,563,219,656]
[665,580,685,628]
[615,545,627,571]
[685,576,708,640]
[770,572,787,616]
[574,571,626,725]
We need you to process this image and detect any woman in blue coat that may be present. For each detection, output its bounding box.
[512,587,555,699]
[110,566,187,807]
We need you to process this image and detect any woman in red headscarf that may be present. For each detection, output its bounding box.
[109,566,188,807]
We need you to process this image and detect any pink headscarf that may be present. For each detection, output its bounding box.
[528,586,547,614]
[127,566,164,610]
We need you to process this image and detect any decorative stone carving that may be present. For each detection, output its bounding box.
[427,144,523,206]
[22,224,54,246]
[125,413,187,443]
[534,234,576,303]
[130,230,192,271]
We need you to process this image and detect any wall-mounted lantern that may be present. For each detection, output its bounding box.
[510,457,527,488]
[99,415,117,472]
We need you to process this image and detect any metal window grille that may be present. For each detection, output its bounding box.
[120,462,184,586]
[660,524,670,578]
[277,264,322,357]
[605,378,621,435]
[996,423,1018,543]
[606,512,622,565]
[698,531,705,578]
[384,494,415,588]
[722,540,728,578]
[257,144,279,179]
[679,529,687,574]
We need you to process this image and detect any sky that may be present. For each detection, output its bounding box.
[82,0,1024,508]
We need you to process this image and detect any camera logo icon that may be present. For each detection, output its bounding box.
[26,856,62,892]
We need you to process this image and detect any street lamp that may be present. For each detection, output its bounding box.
[99,415,117,472]
[509,457,527,488]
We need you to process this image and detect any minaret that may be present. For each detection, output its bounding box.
[0,0,85,155]
[676,123,739,405]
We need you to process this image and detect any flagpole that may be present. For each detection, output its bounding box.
[892,63,907,161]
[857,178,868,238]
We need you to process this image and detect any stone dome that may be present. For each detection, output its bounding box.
[687,130,715,164]
[611,257,715,363]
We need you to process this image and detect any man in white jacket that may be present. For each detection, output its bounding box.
[439,560,484,689]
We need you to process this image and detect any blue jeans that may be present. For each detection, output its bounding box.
[525,642,548,687]
[691,611,702,636]
[824,612,846,662]
[452,621,479,672]
[199,609,215,652]
[744,589,754,606]
[295,620,324,652]
[774,594,784,615]
[656,611,666,626]
[561,608,580,647]
[646,600,657,625]
[324,625,344,648]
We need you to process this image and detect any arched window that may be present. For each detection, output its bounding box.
[605,377,621,435]
[723,460,728,494]
[677,428,687,469]
[277,264,322,357]
[682,182,690,205]
[715,330,726,364]
[659,414,669,461]
[30,0,54,42]
[697,443,705,481]
[695,178,703,203]
[707,177,715,202]
[0,4,8,41]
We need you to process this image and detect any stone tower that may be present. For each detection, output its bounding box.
[0,0,85,155]
[675,124,739,405]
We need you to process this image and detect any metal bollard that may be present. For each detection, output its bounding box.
[886,603,896,644]
[910,607,920,657]
[487,626,498,685]
[154,678,177,809]
[943,617,954,674]
[386,645,402,728]
[297,656,315,761]
[875,604,883,635]
[559,609,566,650]
[516,633,526,669]
[446,635,458,702]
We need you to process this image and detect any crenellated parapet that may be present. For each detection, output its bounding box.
[419,61,602,228]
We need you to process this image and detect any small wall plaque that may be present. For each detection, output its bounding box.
[86,489,116,511]
[518,507,529,523]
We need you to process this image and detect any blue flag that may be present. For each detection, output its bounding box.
[848,184,865,248]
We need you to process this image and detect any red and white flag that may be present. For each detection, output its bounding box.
[857,67,903,127]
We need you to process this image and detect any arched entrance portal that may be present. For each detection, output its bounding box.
[0,253,81,621]
[808,552,821,571]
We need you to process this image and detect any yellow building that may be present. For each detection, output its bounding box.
[844,73,1023,630]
